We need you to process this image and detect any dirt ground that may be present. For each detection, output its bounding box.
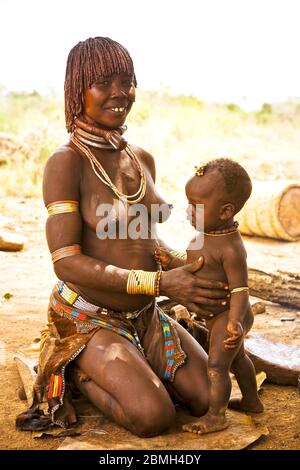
[0,197,299,450]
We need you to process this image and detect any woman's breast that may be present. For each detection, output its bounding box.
[82,227,159,271]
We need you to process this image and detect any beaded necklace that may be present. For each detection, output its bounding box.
[204,221,239,236]
[71,134,147,204]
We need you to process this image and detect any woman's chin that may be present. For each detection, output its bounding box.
[82,114,127,130]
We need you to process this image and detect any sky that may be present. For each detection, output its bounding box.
[1,0,300,109]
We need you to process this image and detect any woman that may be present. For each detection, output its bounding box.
[34,37,228,437]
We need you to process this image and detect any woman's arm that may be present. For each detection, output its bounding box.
[43,146,130,293]
[44,146,229,312]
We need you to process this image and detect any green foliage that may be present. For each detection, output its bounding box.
[261,103,272,114]
[226,103,241,112]
[255,102,273,124]
[0,90,300,198]
[3,293,13,300]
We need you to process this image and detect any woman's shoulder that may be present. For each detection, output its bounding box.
[46,142,82,170]
[43,143,82,202]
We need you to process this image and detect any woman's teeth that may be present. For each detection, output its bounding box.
[111,107,125,113]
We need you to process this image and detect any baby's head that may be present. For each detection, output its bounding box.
[185,158,252,232]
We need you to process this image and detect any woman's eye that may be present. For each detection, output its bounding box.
[95,80,110,86]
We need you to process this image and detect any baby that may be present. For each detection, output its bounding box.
[156,158,263,435]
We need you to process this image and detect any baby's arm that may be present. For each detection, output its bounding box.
[222,241,249,350]
[155,247,186,270]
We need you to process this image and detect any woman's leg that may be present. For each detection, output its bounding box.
[74,329,176,437]
[166,320,209,416]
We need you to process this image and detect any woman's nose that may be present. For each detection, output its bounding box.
[110,83,127,98]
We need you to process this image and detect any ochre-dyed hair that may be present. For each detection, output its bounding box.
[201,158,252,212]
[64,37,137,132]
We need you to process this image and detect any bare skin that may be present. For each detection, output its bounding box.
[43,72,229,436]
[157,173,263,435]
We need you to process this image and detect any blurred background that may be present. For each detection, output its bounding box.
[1,0,300,246]
[1,0,300,195]
[0,0,300,451]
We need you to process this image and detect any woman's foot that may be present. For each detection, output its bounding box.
[182,412,228,435]
[228,396,264,413]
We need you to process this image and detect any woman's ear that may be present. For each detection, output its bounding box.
[219,203,235,220]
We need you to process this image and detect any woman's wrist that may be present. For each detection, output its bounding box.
[126,269,162,297]
[159,271,170,297]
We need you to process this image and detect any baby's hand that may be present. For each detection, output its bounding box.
[154,247,174,270]
[223,320,243,350]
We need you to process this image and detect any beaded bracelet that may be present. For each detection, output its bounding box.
[155,270,162,297]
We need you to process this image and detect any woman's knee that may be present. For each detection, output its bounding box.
[127,394,176,437]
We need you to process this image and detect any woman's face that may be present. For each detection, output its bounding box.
[82,73,136,129]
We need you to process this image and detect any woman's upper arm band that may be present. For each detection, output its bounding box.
[46,200,79,217]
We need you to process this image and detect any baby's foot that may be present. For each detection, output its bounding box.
[228,397,264,413]
[182,413,228,435]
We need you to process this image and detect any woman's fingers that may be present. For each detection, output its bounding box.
[194,287,230,300]
[195,284,230,299]
[186,303,208,317]
[193,296,228,307]
[194,277,229,290]
[160,266,228,309]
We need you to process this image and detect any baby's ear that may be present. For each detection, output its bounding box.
[219,203,235,220]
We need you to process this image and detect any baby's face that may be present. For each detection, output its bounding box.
[185,173,225,232]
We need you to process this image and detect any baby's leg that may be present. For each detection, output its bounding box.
[183,312,241,435]
[229,344,264,413]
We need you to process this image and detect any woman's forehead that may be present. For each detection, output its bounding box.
[96,71,134,78]
[91,71,134,81]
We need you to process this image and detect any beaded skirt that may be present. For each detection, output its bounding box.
[33,283,187,428]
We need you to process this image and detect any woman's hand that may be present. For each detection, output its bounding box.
[160,256,229,317]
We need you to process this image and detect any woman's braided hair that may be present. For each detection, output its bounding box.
[64,37,137,132]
